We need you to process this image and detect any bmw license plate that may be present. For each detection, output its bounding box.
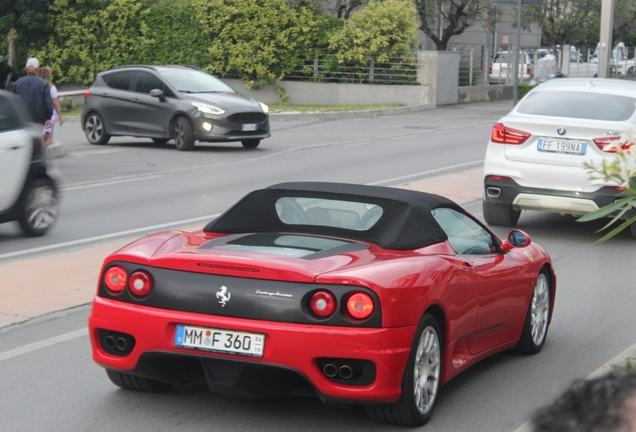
[175,324,265,357]
[241,124,258,131]
[537,138,586,155]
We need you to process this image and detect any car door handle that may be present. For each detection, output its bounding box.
[130,98,140,103]
[100,92,108,97]
[462,261,473,268]
[10,146,22,150]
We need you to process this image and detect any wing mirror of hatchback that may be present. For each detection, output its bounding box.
[500,229,532,251]
[150,89,167,102]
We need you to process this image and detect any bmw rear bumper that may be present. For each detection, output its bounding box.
[89,297,415,403]
[483,176,624,216]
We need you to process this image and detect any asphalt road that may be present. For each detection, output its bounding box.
[1,101,635,431]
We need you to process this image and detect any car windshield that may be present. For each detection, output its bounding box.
[158,69,236,94]
[517,90,636,121]
[276,197,384,231]
[493,52,528,64]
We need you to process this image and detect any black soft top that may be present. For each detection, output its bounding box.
[203,182,466,250]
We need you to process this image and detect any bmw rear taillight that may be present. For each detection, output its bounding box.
[128,271,153,297]
[491,123,531,144]
[593,137,633,152]
[84,90,90,98]
[104,266,127,294]
[346,292,374,320]
[310,291,337,317]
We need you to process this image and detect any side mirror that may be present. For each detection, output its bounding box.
[150,89,166,102]
[500,229,532,251]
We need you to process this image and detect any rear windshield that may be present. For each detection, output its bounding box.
[517,90,636,121]
[276,197,384,231]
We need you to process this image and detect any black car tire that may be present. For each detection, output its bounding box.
[483,201,521,227]
[18,177,58,237]
[173,117,195,151]
[515,269,551,354]
[241,139,261,149]
[152,138,170,145]
[106,369,172,392]
[366,313,442,427]
[84,112,111,145]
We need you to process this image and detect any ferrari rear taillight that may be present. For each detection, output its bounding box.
[491,123,531,144]
[310,291,337,317]
[104,266,127,294]
[346,292,374,320]
[593,137,633,152]
[128,271,153,297]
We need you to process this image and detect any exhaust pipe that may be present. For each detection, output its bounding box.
[104,335,116,350]
[115,337,128,351]
[486,187,501,199]
[323,363,338,378]
[338,365,354,379]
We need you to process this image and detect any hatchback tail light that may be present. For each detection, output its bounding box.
[310,291,337,317]
[346,292,374,320]
[489,66,492,74]
[491,123,531,144]
[84,90,90,98]
[593,137,633,152]
[526,65,532,74]
[128,271,153,297]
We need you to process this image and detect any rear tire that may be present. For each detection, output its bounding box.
[631,221,636,239]
[366,313,442,426]
[106,369,172,392]
[84,112,110,145]
[241,139,261,149]
[173,117,195,151]
[483,201,521,227]
[515,269,551,354]
[18,178,58,237]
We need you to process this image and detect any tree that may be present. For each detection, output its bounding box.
[334,0,368,19]
[36,0,153,85]
[414,0,489,51]
[193,0,336,88]
[0,0,53,69]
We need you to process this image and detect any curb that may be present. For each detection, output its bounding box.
[62,103,436,124]
[45,141,65,159]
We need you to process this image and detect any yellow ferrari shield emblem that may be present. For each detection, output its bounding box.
[523,251,534,262]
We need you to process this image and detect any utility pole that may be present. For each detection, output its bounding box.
[597,0,615,78]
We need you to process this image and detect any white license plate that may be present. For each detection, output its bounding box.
[241,124,258,131]
[175,325,265,358]
[537,138,586,155]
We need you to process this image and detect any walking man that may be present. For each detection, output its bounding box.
[12,58,53,129]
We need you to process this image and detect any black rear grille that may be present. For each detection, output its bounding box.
[227,112,267,124]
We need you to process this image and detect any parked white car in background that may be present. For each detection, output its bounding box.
[482,78,636,238]
[489,51,533,84]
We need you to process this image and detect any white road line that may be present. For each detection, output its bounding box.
[512,341,636,432]
[367,160,483,186]
[0,214,220,261]
[0,328,88,362]
[61,174,164,191]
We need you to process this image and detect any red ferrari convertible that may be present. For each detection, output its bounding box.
[89,182,556,426]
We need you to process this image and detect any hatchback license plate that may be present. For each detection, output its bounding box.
[242,124,258,131]
[537,139,586,155]
[175,325,265,358]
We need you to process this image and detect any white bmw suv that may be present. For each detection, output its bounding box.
[483,78,636,237]
[0,90,58,236]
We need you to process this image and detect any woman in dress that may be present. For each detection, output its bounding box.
[37,67,64,148]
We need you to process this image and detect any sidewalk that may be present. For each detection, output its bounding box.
[0,168,483,328]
